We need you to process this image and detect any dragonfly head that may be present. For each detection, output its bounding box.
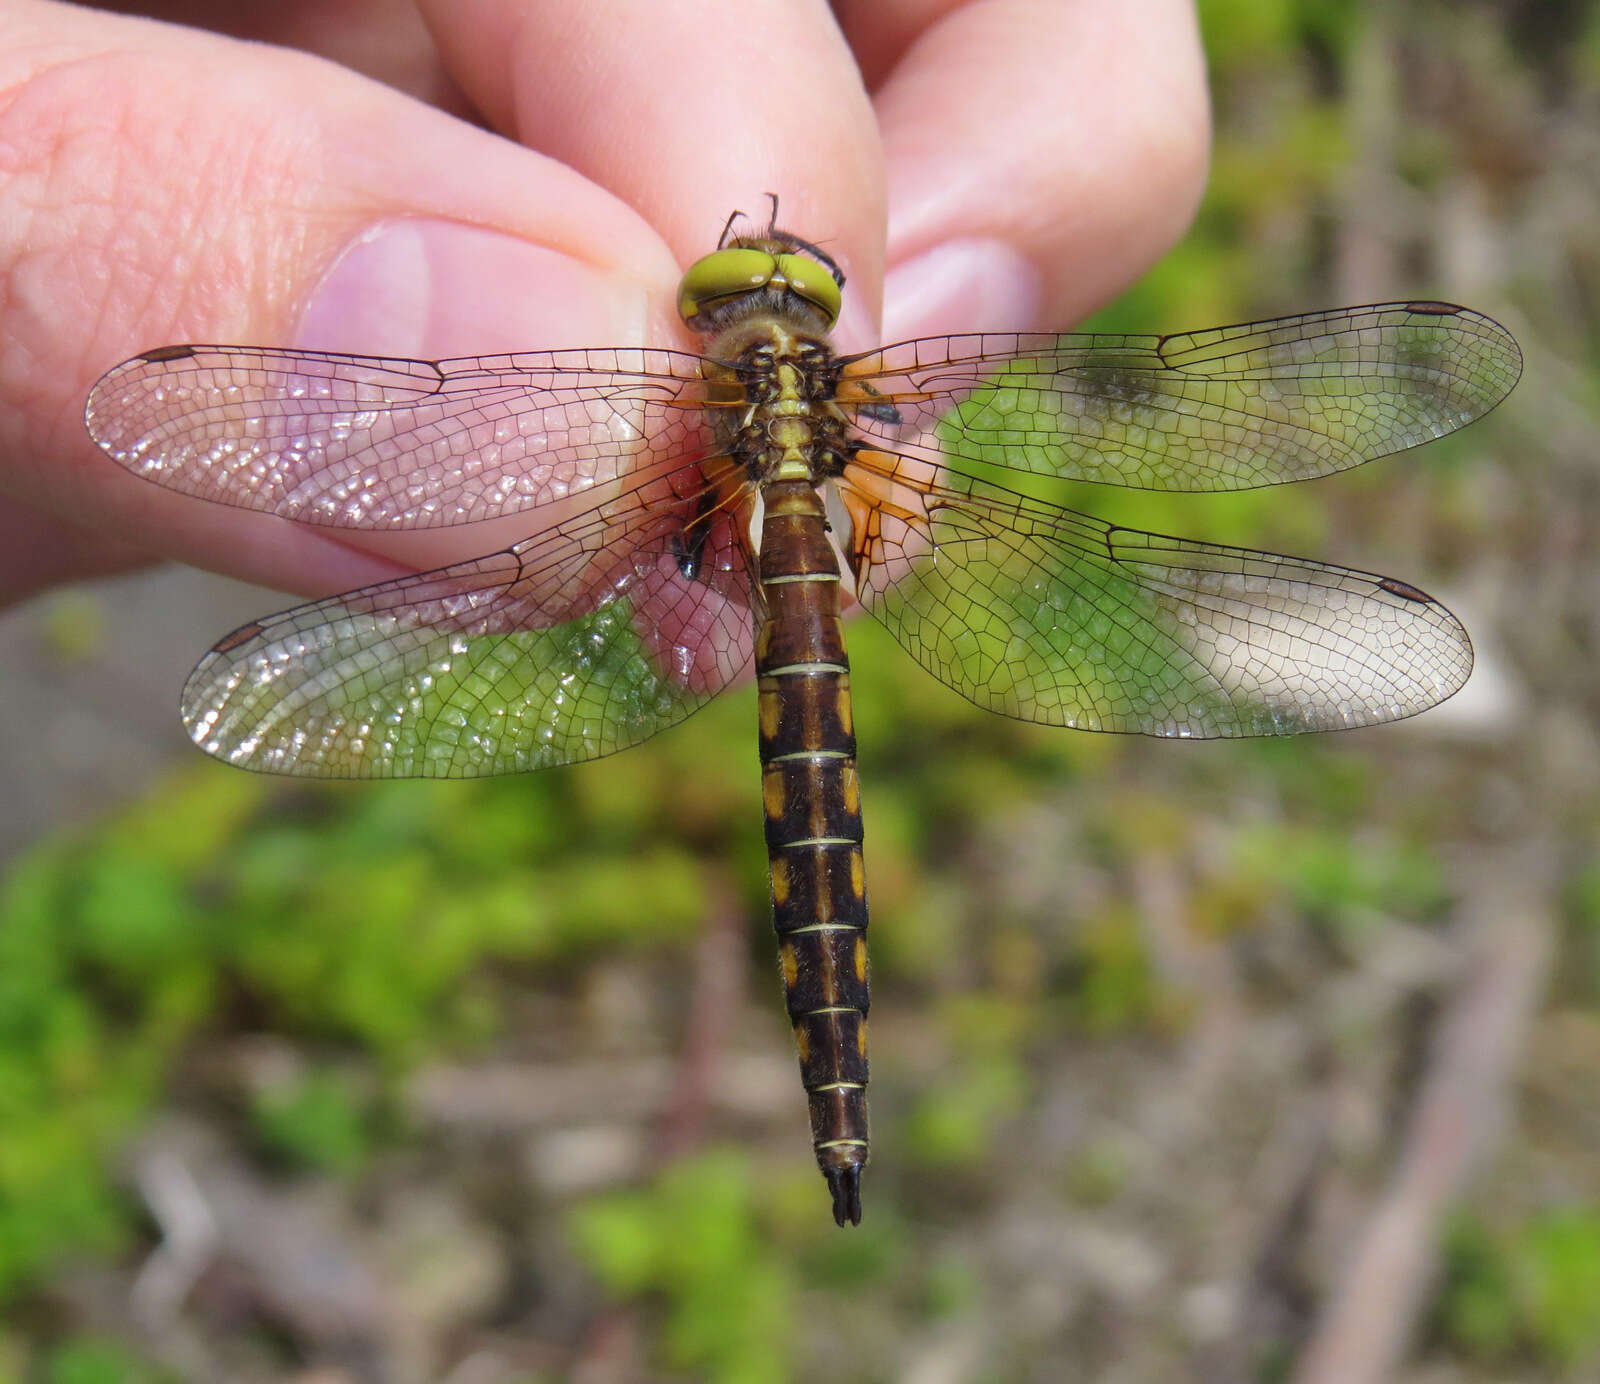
[678,229,844,335]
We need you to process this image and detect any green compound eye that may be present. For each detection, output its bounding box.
[678,249,775,323]
[773,253,841,326]
[678,248,842,328]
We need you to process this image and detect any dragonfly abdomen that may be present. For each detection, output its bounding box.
[755,477,869,1227]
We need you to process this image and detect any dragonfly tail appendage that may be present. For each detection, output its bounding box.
[825,1165,864,1229]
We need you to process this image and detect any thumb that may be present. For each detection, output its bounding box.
[4,1,676,599]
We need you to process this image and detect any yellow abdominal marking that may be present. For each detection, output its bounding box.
[780,941,798,990]
[758,688,781,739]
[853,936,868,984]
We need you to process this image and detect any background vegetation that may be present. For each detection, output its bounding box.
[4,2,1598,1380]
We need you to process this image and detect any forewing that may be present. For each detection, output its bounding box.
[183,466,760,776]
[838,454,1471,738]
[86,345,715,528]
[842,304,1520,491]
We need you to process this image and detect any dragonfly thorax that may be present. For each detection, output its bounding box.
[704,326,854,489]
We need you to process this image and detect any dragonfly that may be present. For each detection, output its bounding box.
[86,206,1520,1226]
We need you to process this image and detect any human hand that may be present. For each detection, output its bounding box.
[0,0,1209,606]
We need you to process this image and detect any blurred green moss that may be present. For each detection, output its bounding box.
[1229,823,1449,941]
[1565,860,1600,1003]
[903,1052,1028,1170]
[36,592,109,664]
[1435,1207,1600,1370]
[567,1150,796,1384]
[248,1067,371,1174]
[0,748,736,1301]
[42,1339,175,1384]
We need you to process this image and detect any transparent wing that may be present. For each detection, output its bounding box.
[841,303,1520,492]
[86,344,717,528]
[183,462,760,777]
[838,451,1471,738]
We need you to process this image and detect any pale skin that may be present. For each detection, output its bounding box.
[0,0,1210,607]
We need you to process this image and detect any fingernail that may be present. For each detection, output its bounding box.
[881,239,1042,342]
[294,218,649,356]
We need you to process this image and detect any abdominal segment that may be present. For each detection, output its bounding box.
[755,477,870,1225]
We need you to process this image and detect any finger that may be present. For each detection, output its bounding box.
[0,499,155,608]
[832,0,963,91]
[411,0,888,350]
[3,1,682,601]
[838,0,1211,340]
[95,0,470,113]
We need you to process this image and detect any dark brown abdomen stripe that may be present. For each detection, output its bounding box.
[755,477,869,1226]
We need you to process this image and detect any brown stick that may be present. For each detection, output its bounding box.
[1292,848,1554,1384]
[654,867,747,1161]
